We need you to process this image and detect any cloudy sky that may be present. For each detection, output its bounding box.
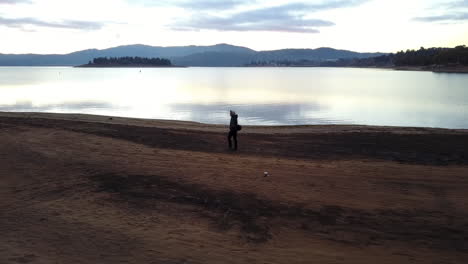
[1,0,467,54]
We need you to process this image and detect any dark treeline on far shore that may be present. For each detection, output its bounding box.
[245,45,468,68]
[85,56,172,67]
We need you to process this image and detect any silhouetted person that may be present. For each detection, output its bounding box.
[228,110,239,150]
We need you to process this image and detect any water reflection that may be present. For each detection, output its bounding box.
[170,102,349,125]
[0,101,118,112]
[1,67,468,128]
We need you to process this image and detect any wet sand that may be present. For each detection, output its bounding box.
[1,112,468,264]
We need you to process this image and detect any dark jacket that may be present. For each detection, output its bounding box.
[229,114,238,131]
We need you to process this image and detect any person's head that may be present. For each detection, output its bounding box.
[230,110,236,116]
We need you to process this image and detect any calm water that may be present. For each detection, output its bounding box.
[1,67,468,128]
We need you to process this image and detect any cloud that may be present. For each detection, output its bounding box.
[0,0,31,4]
[446,0,468,8]
[0,16,105,30]
[413,12,468,22]
[171,0,366,33]
[176,0,365,11]
[414,0,468,23]
[179,0,254,10]
[173,12,333,33]
[128,0,254,10]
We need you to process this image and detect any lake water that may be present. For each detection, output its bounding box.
[1,66,468,129]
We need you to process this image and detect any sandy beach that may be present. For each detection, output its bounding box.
[1,112,468,264]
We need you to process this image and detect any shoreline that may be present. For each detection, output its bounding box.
[1,111,466,133]
[2,65,467,73]
[393,65,468,73]
[75,64,187,68]
[237,65,468,73]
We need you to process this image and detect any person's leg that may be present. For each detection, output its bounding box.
[227,131,233,149]
[233,131,237,150]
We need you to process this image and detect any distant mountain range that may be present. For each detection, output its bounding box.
[0,43,386,67]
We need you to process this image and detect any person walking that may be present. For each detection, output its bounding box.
[228,110,240,151]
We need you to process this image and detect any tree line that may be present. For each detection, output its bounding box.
[88,56,172,66]
[393,45,468,66]
[245,60,319,67]
[331,45,468,67]
[245,45,468,67]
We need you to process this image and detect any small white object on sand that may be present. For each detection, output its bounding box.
[264,171,269,177]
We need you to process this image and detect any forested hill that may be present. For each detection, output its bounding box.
[0,43,384,66]
[393,45,468,66]
[318,45,468,67]
[3,43,465,67]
